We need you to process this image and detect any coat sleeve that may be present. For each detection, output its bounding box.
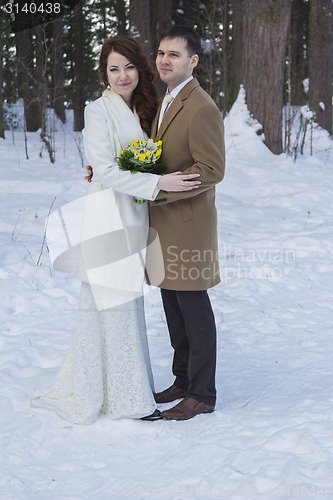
[83,101,160,200]
[151,104,225,205]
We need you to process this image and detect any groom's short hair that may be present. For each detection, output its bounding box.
[160,25,201,56]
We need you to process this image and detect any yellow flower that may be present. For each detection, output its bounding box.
[157,140,162,147]
[139,153,146,162]
[131,140,139,147]
[155,149,162,159]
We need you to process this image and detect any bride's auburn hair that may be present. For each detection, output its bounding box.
[99,35,158,136]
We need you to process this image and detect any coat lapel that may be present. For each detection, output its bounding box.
[101,89,145,148]
[155,79,200,140]
[156,99,183,139]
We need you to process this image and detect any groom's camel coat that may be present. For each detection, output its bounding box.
[147,78,225,291]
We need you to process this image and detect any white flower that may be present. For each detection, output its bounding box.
[145,139,158,152]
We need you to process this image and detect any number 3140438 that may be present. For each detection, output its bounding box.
[4,3,62,15]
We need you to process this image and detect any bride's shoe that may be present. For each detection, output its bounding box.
[140,409,162,421]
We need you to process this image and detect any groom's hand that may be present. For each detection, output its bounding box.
[85,165,93,183]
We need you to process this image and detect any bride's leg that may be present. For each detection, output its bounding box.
[97,289,156,418]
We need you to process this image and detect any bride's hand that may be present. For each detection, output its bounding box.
[85,165,93,182]
[157,171,201,192]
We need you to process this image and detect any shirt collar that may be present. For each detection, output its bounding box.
[168,75,194,99]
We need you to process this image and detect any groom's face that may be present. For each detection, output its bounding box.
[156,37,199,91]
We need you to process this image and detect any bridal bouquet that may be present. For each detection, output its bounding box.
[116,138,165,203]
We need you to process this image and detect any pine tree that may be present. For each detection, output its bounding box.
[308,0,333,133]
[243,0,292,154]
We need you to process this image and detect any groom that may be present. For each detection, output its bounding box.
[146,25,225,420]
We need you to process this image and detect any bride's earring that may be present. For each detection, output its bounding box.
[107,82,111,90]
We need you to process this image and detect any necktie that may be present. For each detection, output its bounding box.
[157,93,173,130]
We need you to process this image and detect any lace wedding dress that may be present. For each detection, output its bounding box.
[32,91,162,424]
[31,282,156,424]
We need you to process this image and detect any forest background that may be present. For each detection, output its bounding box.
[0,0,332,157]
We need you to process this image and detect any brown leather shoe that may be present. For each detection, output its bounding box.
[154,385,188,404]
[161,396,215,421]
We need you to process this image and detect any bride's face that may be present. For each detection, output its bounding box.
[106,51,139,104]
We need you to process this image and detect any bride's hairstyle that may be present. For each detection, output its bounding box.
[99,36,158,136]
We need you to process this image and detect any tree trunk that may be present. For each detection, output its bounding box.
[114,0,127,36]
[290,0,308,105]
[53,17,66,124]
[221,0,231,111]
[309,0,333,133]
[151,0,172,55]
[33,26,45,131]
[16,29,42,132]
[150,0,173,97]
[129,0,173,97]
[229,0,244,107]
[0,20,4,138]
[72,0,85,131]
[129,0,152,57]
[243,0,292,154]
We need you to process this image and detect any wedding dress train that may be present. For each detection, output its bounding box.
[31,282,156,424]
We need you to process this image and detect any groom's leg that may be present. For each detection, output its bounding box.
[175,290,217,406]
[161,288,190,390]
[162,289,217,406]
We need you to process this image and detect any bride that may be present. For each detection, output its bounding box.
[31,35,200,424]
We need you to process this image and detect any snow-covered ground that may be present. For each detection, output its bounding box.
[1,92,333,499]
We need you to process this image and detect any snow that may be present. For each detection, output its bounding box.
[301,105,315,121]
[1,91,333,499]
[303,78,310,94]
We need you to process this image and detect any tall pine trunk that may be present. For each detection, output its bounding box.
[290,0,308,105]
[53,17,66,124]
[151,0,172,56]
[129,0,172,96]
[243,0,291,154]
[34,26,45,132]
[16,29,42,132]
[151,0,172,97]
[129,0,152,57]
[229,0,244,109]
[72,0,85,131]
[114,0,127,35]
[309,0,333,134]
[0,22,4,138]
